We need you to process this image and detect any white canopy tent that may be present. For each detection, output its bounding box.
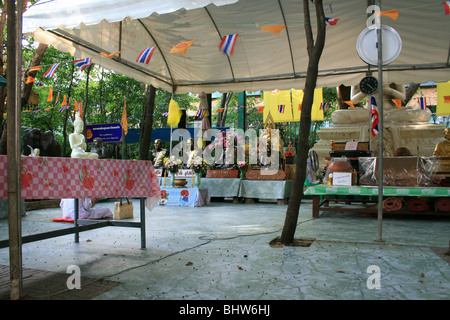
[22,0,450,94]
[5,0,449,300]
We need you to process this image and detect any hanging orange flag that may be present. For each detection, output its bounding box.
[121,100,128,136]
[260,25,287,35]
[170,40,196,54]
[257,106,264,113]
[392,99,402,108]
[78,101,83,118]
[99,51,123,59]
[25,76,35,84]
[344,101,355,108]
[74,100,79,112]
[376,10,399,20]
[44,107,54,111]
[47,88,53,102]
[61,95,67,107]
[28,66,41,72]
[216,108,224,113]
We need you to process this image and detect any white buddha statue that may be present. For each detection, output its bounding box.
[69,112,98,159]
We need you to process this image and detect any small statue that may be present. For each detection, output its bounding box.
[151,139,167,168]
[186,138,200,167]
[27,145,40,157]
[90,137,105,159]
[433,127,450,157]
[69,112,99,159]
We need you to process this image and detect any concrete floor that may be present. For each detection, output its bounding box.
[0,199,449,300]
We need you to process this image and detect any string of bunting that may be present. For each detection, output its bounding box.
[13,3,448,118]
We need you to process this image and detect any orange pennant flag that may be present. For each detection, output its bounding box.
[28,66,41,72]
[99,51,123,59]
[74,100,79,112]
[61,95,67,107]
[216,108,224,113]
[44,107,54,111]
[257,106,264,113]
[392,98,402,108]
[121,100,128,136]
[170,40,196,54]
[376,9,399,20]
[78,101,83,118]
[260,25,287,35]
[344,101,355,108]
[25,76,35,84]
[47,88,53,102]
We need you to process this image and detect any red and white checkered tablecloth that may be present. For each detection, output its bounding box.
[0,155,161,210]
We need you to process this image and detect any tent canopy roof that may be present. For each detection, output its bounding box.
[23,0,450,94]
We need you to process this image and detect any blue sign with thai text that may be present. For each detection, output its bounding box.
[86,123,122,143]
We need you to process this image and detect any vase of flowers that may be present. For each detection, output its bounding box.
[188,156,206,187]
[164,156,182,187]
[284,141,295,164]
[238,160,248,180]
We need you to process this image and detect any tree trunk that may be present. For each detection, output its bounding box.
[62,61,75,156]
[280,0,326,244]
[82,64,92,138]
[138,85,156,160]
[21,43,49,108]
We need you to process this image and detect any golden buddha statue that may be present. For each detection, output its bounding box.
[433,127,450,157]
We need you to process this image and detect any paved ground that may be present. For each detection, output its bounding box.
[0,199,449,303]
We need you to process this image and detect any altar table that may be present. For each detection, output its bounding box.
[0,156,161,248]
[238,180,292,204]
[304,185,450,218]
[199,178,241,198]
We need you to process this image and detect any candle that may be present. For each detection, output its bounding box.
[191,171,194,187]
[164,170,166,186]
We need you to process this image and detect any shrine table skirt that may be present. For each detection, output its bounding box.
[158,187,210,207]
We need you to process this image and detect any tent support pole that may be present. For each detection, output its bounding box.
[376,0,384,242]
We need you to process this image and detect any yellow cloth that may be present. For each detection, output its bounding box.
[437,81,450,116]
[167,98,182,128]
[292,88,324,121]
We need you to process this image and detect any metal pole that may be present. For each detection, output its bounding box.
[74,199,79,243]
[376,0,384,242]
[7,0,23,300]
[140,198,146,249]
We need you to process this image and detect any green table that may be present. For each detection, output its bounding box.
[304,185,450,218]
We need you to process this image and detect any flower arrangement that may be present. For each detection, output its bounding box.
[238,160,248,171]
[164,156,182,173]
[284,141,295,157]
[188,156,207,174]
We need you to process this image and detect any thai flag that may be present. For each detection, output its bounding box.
[418,97,427,110]
[136,47,156,64]
[325,17,339,26]
[320,102,329,111]
[73,58,93,70]
[219,34,238,56]
[58,98,70,113]
[43,63,60,78]
[195,110,203,118]
[370,96,379,137]
[32,109,40,114]
[278,105,285,113]
[162,112,168,117]
[443,1,450,15]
